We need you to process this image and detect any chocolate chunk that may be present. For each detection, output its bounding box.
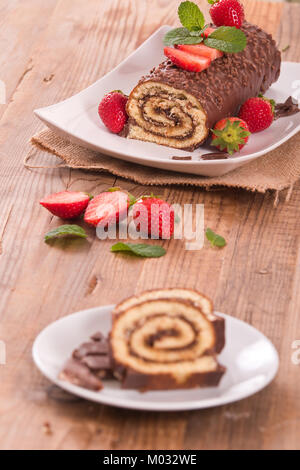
[59,358,103,391]
[275,96,300,120]
[90,331,104,341]
[171,156,192,160]
[73,340,108,359]
[60,333,114,391]
[82,355,111,370]
[201,152,229,160]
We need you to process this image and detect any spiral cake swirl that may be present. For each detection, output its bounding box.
[110,296,225,391]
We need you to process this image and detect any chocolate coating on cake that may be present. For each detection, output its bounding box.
[126,22,281,151]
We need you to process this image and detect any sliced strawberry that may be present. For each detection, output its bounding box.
[164,47,211,72]
[84,191,130,227]
[176,44,223,61]
[40,191,90,219]
[201,27,216,38]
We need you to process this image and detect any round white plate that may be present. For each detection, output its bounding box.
[34,25,300,177]
[32,305,279,411]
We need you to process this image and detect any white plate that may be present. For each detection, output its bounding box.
[34,26,300,177]
[32,305,279,411]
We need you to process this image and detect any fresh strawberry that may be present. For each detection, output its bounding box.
[211,117,250,154]
[98,91,128,134]
[201,27,216,38]
[164,46,211,72]
[238,96,274,133]
[209,0,245,29]
[132,196,175,239]
[40,191,90,219]
[176,43,223,61]
[84,190,130,227]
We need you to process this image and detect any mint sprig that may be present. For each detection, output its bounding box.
[111,242,166,258]
[163,1,247,54]
[45,224,87,242]
[204,26,247,53]
[178,1,205,32]
[164,27,203,47]
[205,228,226,248]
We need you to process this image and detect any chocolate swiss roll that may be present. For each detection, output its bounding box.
[113,287,225,353]
[126,22,281,151]
[110,298,225,391]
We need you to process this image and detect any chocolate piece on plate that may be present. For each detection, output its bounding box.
[275,96,300,120]
[201,152,229,160]
[60,333,114,390]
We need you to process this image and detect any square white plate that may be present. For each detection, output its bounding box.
[32,305,279,411]
[34,26,300,177]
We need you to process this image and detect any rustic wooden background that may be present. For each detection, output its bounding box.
[0,0,299,450]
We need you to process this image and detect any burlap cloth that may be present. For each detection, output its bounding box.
[26,129,300,197]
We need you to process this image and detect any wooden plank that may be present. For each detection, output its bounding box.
[0,0,300,450]
[0,0,59,120]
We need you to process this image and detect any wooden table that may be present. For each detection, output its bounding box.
[0,0,299,450]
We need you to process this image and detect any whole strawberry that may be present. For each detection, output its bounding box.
[209,0,245,29]
[211,117,250,154]
[132,196,175,239]
[98,91,128,134]
[40,191,90,219]
[238,96,274,133]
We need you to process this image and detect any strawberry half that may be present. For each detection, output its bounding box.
[84,190,130,227]
[211,117,250,154]
[132,197,175,239]
[164,47,211,72]
[176,43,223,61]
[40,191,90,219]
[201,27,216,38]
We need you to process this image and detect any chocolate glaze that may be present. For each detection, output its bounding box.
[121,363,226,391]
[136,22,281,145]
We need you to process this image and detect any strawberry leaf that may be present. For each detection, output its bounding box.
[206,228,226,248]
[45,224,87,242]
[178,1,205,32]
[111,242,166,258]
[204,26,247,53]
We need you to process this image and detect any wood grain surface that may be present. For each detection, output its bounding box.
[0,0,299,450]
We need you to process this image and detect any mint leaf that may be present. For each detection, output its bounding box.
[205,228,226,248]
[111,242,166,258]
[45,224,87,242]
[178,1,205,32]
[204,26,247,53]
[164,27,203,46]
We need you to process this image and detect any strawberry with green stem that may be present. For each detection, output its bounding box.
[211,117,250,154]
